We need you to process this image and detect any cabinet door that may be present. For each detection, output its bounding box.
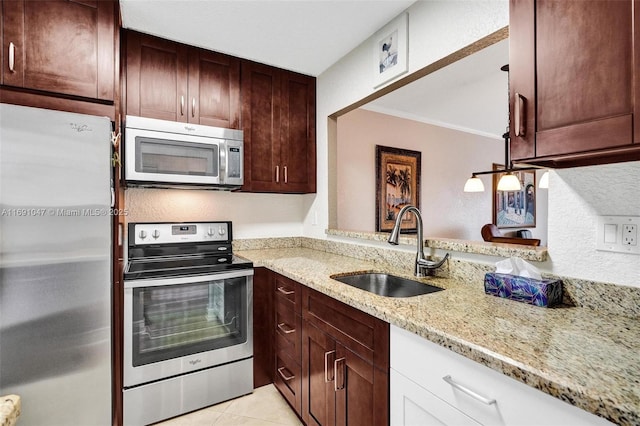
[188,48,240,128]
[302,321,336,426]
[334,342,387,426]
[124,31,188,122]
[241,60,281,192]
[280,70,316,193]
[510,0,638,163]
[253,267,274,388]
[2,0,115,101]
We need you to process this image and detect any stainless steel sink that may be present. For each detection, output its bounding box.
[331,273,443,298]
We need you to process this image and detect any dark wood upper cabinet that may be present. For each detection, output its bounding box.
[509,0,640,167]
[124,30,240,128]
[241,60,316,193]
[0,0,117,117]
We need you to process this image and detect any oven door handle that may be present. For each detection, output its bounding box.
[124,269,253,288]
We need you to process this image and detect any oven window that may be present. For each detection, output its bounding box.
[131,277,247,366]
[135,137,219,176]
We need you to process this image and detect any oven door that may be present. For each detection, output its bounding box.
[123,269,253,387]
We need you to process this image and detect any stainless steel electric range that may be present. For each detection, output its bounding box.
[122,221,253,426]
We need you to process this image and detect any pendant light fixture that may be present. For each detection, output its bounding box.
[463,64,546,192]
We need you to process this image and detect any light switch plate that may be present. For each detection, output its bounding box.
[597,216,640,255]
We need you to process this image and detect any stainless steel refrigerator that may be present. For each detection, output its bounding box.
[0,104,112,425]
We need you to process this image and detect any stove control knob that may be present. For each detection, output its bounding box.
[207,227,216,237]
[139,230,147,240]
[218,226,226,236]
[152,230,160,239]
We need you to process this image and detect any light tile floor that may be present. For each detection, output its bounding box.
[155,384,303,426]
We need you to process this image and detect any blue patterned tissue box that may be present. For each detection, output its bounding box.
[484,272,562,307]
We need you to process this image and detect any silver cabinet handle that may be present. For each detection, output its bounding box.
[277,366,295,381]
[180,96,185,116]
[192,97,196,117]
[324,350,336,383]
[8,42,15,73]
[442,375,496,405]
[283,166,288,183]
[276,286,294,295]
[515,93,526,137]
[334,357,346,391]
[277,322,295,334]
[275,165,280,183]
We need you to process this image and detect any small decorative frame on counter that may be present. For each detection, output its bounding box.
[375,145,421,233]
[373,12,408,88]
[493,163,536,228]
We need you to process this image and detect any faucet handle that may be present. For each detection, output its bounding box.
[417,253,450,275]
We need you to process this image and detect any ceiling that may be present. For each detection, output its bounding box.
[362,38,509,139]
[119,0,416,77]
[120,0,508,138]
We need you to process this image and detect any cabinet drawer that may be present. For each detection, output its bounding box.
[390,369,480,426]
[274,351,302,414]
[274,274,301,313]
[275,298,301,357]
[391,325,612,426]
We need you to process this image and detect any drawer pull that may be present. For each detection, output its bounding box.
[275,165,280,183]
[324,350,336,382]
[277,366,295,381]
[277,322,296,334]
[180,96,185,116]
[442,375,496,405]
[334,357,346,391]
[277,286,294,295]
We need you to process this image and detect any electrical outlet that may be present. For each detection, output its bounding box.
[623,224,637,246]
[597,216,640,255]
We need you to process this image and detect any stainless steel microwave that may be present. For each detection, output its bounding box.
[124,116,244,189]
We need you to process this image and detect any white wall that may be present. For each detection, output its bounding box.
[309,0,510,240]
[313,0,639,287]
[547,162,640,287]
[336,108,548,243]
[125,189,305,239]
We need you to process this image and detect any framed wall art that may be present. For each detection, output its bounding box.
[375,145,421,233]
[373,12,409,88]
[492,164,536,228]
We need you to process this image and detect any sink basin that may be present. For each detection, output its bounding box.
[331,273,443,298]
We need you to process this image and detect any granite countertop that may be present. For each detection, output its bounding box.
[237,247,639,426]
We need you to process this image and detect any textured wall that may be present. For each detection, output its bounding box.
[548,162,640,288]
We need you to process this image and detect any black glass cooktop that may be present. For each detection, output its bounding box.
[124,254,253,280]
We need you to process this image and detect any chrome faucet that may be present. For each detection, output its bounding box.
[388,205,450,277]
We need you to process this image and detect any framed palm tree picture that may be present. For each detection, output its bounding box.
[375,145,421,233]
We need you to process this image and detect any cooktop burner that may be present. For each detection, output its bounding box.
[124,221,252,280]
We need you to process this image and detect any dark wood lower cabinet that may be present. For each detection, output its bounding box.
[257,271,390,425]
[301,286,389,426]
[253,267,274,388]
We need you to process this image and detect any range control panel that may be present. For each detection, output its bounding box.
[131,222,230,245]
